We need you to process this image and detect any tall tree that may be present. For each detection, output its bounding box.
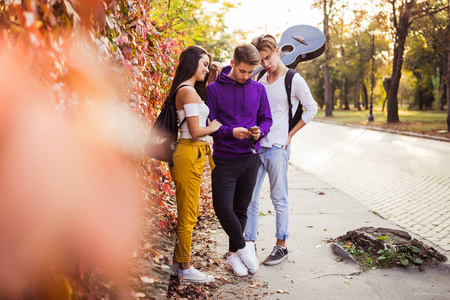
[148,0,238,61]
[384,0,418,123]
[410,0,450,129]
[447,38,450,130]
[322,0,334,116]
[352,8,372,111]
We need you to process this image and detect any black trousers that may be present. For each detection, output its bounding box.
[212,155,260,252]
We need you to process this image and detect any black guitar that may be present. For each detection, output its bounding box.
[253,25,325,77]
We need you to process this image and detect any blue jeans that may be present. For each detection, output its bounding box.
[244,145,291,242]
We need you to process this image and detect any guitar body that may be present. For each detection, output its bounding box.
[252,25,325,77]
[279,25,325,69]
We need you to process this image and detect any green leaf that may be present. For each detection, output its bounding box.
[400,258,409,267]
[411,246,420,254]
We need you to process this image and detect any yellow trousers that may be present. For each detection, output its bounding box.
[170,139,214,263]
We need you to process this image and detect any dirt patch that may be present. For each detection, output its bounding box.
[377,122,450,139]
[356,121,450,140]
[334,227,448,270]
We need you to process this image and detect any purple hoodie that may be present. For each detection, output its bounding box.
[207,65,272,158]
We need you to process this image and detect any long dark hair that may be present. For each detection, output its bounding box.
[165,45,212,102]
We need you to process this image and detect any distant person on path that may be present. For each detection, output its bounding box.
[207,44,272,276]
[245,34,318,266]
[169,45,222,284]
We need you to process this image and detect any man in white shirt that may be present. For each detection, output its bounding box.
[244,34,318,265]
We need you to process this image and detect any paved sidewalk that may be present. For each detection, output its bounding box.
[289,120,450,252]
[210,165,450,299]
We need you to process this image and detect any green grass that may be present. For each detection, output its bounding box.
[314,107,449,139]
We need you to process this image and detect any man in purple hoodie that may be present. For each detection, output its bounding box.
[207,44,272,277]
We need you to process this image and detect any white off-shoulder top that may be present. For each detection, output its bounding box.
[177,101,210,141]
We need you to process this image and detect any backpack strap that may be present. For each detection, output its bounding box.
[285,68,296,131]
[174,84,191,128]
[256,68,302,132]
[285,68,303,132]
[256,69,267,81]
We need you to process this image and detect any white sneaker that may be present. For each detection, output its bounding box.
[178,266,215,284]
[237,241,259,274]
[225,253,248,277]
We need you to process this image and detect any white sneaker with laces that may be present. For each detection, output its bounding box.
[178,266,215,284]
[225,252,248,277]
[237,241,259,274]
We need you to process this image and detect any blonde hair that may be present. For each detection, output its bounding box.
[251,34,277,53]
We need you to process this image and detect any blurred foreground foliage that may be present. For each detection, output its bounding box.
[0,0,233,298]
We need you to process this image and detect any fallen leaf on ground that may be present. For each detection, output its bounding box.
[140,276,155,283]
[249,280,260,288]
[133,292,146,297]
[217,277,229,282]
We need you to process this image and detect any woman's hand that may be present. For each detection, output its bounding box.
[208,119,222,131]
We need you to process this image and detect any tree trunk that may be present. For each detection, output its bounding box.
[362,83,368,109]
[387,0,416,123]
[447,39,450,131]
[383,77,391,112]
[355,76,361,110]
[418,88,424,110]
[323,0,333,117]
[442,53,447,111]
[344,78,350,110]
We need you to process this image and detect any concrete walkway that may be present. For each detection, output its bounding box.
[209,121,450,299]
[210,164,450,299]
[290,120,450,252]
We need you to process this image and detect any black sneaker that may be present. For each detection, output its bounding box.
[263,245,288,266]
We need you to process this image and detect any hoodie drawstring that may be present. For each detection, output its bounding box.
[243,88,246,111]
[234,85,237,116]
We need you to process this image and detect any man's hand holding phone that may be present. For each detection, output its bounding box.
[248,126,261,141]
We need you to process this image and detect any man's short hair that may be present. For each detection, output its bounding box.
[251,34,277,53]
[233,44,261,66]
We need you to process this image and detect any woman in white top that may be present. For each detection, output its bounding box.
[166,45,222,284]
